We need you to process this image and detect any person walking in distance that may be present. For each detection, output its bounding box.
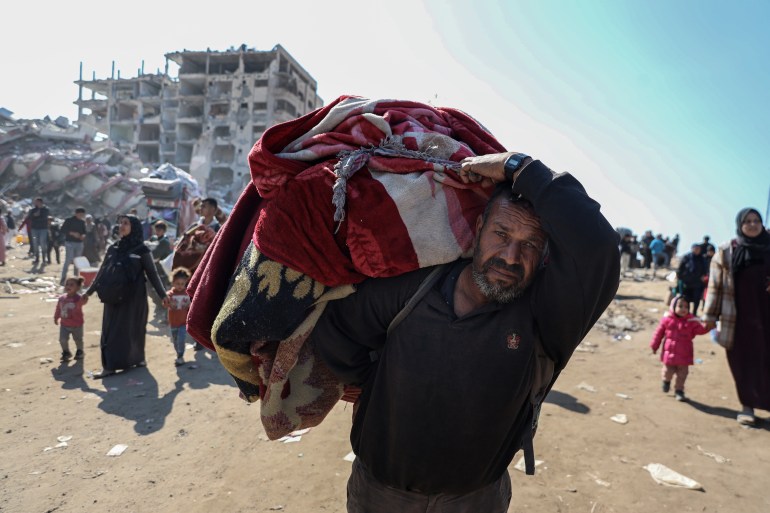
[60,207,87,286]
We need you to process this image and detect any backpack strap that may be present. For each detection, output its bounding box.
[521,340,555,475]
[367,265,446,363]
[386,265,446,338]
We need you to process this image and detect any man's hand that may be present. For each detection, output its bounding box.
[704,321,717,330]
[54,318,59,325]
[81,295,89,305]
[161,296,171,309]
[458,152,512,185]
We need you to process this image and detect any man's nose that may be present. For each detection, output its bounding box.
[500,241,522,265]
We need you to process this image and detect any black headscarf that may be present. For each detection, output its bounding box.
[115,215,146,255]
[732,208,770,273]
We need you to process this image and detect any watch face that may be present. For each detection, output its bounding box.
[504,153,530,182]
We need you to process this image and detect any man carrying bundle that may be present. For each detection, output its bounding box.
[312,151,619,513]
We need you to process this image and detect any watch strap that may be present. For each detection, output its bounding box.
[503,153,531,182]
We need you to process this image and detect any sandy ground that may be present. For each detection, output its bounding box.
[1,243,769,513]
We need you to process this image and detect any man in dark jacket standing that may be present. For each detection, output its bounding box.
[25,197,50,264]
[312,152,619,513]
[59,207,87,285]
[677,243,708,315]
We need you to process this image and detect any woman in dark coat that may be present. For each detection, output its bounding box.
[704,208,770,426]
[84,215,168,378]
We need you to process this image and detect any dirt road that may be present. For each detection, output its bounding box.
[1,245,768,513]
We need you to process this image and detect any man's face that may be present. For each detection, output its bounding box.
[471,198,547,303]
[76,212,86,220]
[201,202,216,218]
[34,199,43,208]
[692,246,701,255]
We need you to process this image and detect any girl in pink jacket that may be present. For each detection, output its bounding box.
[651,295,709,401]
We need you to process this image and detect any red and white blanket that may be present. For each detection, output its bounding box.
[249,95,506,286]
[186,96,506,436]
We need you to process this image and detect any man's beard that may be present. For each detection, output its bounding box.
[471,253,531,303]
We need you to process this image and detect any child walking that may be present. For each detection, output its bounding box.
[167,267,192,366]
[54,276,86,361]
[650,295,709,401]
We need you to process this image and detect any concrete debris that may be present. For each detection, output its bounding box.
[0,114,210,231]
[1,115,146,219]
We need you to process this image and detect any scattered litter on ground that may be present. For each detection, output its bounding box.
[57,435,72,442]
[696,445,730,464]
[575,341,598,353]
[279,428,311,444]
[39,357,54,364]
[343,451,356,462]
[615,393,631,400]
[577,382,597,393]
[610,414,628,424]
[106,444,128,457]
[587,472,611,487]
[643,463,703,490]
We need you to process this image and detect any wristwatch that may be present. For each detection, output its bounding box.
[503,153,531,183]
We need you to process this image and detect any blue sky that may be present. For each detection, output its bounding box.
[2,0,767,251]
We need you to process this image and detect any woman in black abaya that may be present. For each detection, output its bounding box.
[84,215,168,378]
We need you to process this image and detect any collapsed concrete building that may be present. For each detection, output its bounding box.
[74,44,323,203]
[0,113,147,219]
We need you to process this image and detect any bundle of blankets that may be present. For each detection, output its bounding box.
[187,95,506,439]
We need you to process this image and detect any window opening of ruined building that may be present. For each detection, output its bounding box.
[214,126,231,138]
[254,102,267,110]
[255,79,268,87]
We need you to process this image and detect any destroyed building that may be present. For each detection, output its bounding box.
[74,44,323,203]
[0,113,148,220]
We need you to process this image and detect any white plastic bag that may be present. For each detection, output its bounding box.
[643,463,703,490]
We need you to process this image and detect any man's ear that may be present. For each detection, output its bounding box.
[473,214,484,249]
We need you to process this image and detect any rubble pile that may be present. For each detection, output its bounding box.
[0,115,146,218]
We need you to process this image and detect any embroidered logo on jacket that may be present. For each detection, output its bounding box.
[506,332,521,350]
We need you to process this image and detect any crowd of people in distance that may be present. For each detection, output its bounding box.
[1,194,227,377]
[2,197,110,283]
[618,229,682,275]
